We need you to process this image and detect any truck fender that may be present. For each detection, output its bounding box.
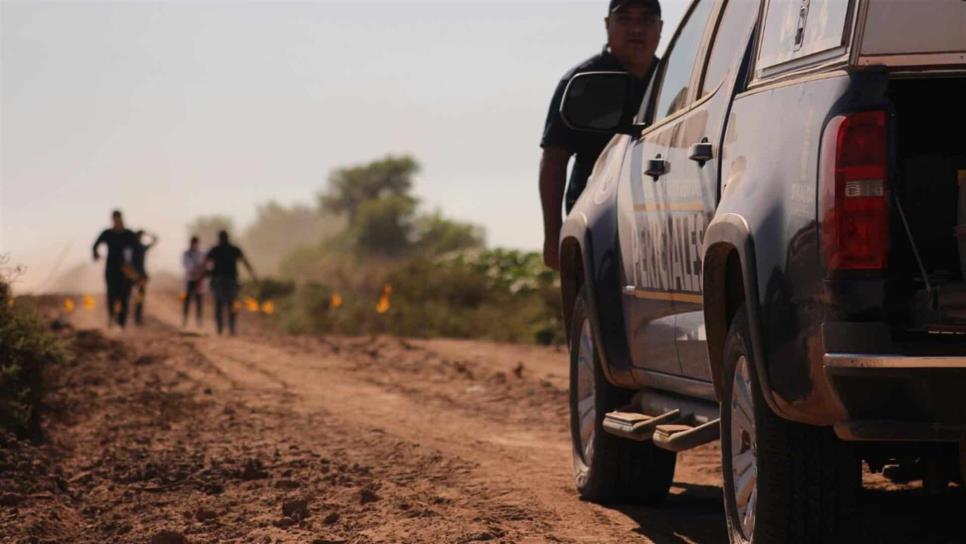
[560,216,638,390]
[702,213,783,416]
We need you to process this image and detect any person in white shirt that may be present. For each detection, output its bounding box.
[181,236,206,327]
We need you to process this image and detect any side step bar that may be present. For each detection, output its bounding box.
[602,410,680,441]
[653,420,720,452]
[602,409,720,452]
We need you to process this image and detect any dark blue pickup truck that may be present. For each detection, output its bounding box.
[556,1,966,541]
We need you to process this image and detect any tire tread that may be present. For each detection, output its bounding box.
[722,307,859,543]
[569,293,676,505]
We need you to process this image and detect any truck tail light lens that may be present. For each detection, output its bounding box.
[820,110,889,271]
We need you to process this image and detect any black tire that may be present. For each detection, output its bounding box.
[569,291,676,505]
[721,307,860,543]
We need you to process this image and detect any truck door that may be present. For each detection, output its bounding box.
[620,125,680,376]
[621,0,717,377]
[662,0,761,381]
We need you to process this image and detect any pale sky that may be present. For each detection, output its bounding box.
[1,0,686,292]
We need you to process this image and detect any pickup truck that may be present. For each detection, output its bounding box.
[556,1,966,542]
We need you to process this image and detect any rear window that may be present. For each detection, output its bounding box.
[757,0,852,74]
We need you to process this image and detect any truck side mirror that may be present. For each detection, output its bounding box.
[560,71,638,135]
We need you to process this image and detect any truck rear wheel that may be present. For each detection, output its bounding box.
[569,291,676,504]
[721,307,860,543]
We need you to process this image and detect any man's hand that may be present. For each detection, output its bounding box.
[543,230,561,270]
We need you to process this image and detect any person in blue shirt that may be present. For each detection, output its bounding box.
[181,236,206,328]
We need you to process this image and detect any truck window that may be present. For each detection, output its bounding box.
[757,0,852,74]
[652,0,715,123]
[801,0,851,54]
[700,0,761,98]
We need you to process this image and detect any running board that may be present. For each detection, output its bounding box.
[602,410,681,441]
[652,419,720,452]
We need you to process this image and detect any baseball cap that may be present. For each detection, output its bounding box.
[609,0,661,16]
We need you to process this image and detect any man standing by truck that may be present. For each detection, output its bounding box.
[539,0,662,269]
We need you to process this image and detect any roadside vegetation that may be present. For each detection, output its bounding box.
[192,155,563,344]
[0,267,70,438]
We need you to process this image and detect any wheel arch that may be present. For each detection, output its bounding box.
[703,242,746,401]
[559,212,637,389]
[560,234,586,342]
[702,213,781,415]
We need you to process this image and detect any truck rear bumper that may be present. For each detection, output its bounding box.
[824,353,966,442]
[825,354,966,370]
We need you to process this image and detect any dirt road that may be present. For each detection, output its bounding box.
[1,297,962,543]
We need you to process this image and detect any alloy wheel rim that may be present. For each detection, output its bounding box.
[731,355,758,540]
[576,319,596,466]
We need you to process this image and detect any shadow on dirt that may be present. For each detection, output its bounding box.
[606,481,965,543]
[860,486,965,543]
[613,482,727,544]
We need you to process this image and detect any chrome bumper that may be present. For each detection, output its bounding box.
[824,353,966,370]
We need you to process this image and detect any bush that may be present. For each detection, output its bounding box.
[0,281,70,438]
[251,278,296,300]
[196,155,563,345]
[271,249,565,345]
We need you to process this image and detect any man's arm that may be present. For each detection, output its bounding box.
[92,231,106,261]
[240,254,258,284]
[539,147,571,270]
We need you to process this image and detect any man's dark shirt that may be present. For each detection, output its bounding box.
[207,243,244,281]
[541,51,657,211]
[93,229,137,275]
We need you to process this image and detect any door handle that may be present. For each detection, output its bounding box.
[688,139,714,166]
[645,155,668,181]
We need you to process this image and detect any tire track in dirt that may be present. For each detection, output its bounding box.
[6,294,965,543]
[145,295,966,544]
[141,298,727,544]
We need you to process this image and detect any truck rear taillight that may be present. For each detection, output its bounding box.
[820,110,889,271]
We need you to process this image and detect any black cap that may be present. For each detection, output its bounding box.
[609,0,661,16]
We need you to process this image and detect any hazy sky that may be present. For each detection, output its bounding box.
[1,0,686,291]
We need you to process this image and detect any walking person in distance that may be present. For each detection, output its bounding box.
[205,230,258,336]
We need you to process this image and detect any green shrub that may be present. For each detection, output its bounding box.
[269,249,565,345]
[197,155,565,345]
[0,281,70,438]
[250,278,296,300]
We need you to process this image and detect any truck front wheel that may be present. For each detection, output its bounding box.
[721,307,860,543]
[569,291,675,504]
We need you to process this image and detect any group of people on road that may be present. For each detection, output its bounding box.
[92,1,658,332]
[180,229,258,336]
[92,209,257,336]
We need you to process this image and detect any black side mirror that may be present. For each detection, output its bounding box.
[560,71,637,135]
